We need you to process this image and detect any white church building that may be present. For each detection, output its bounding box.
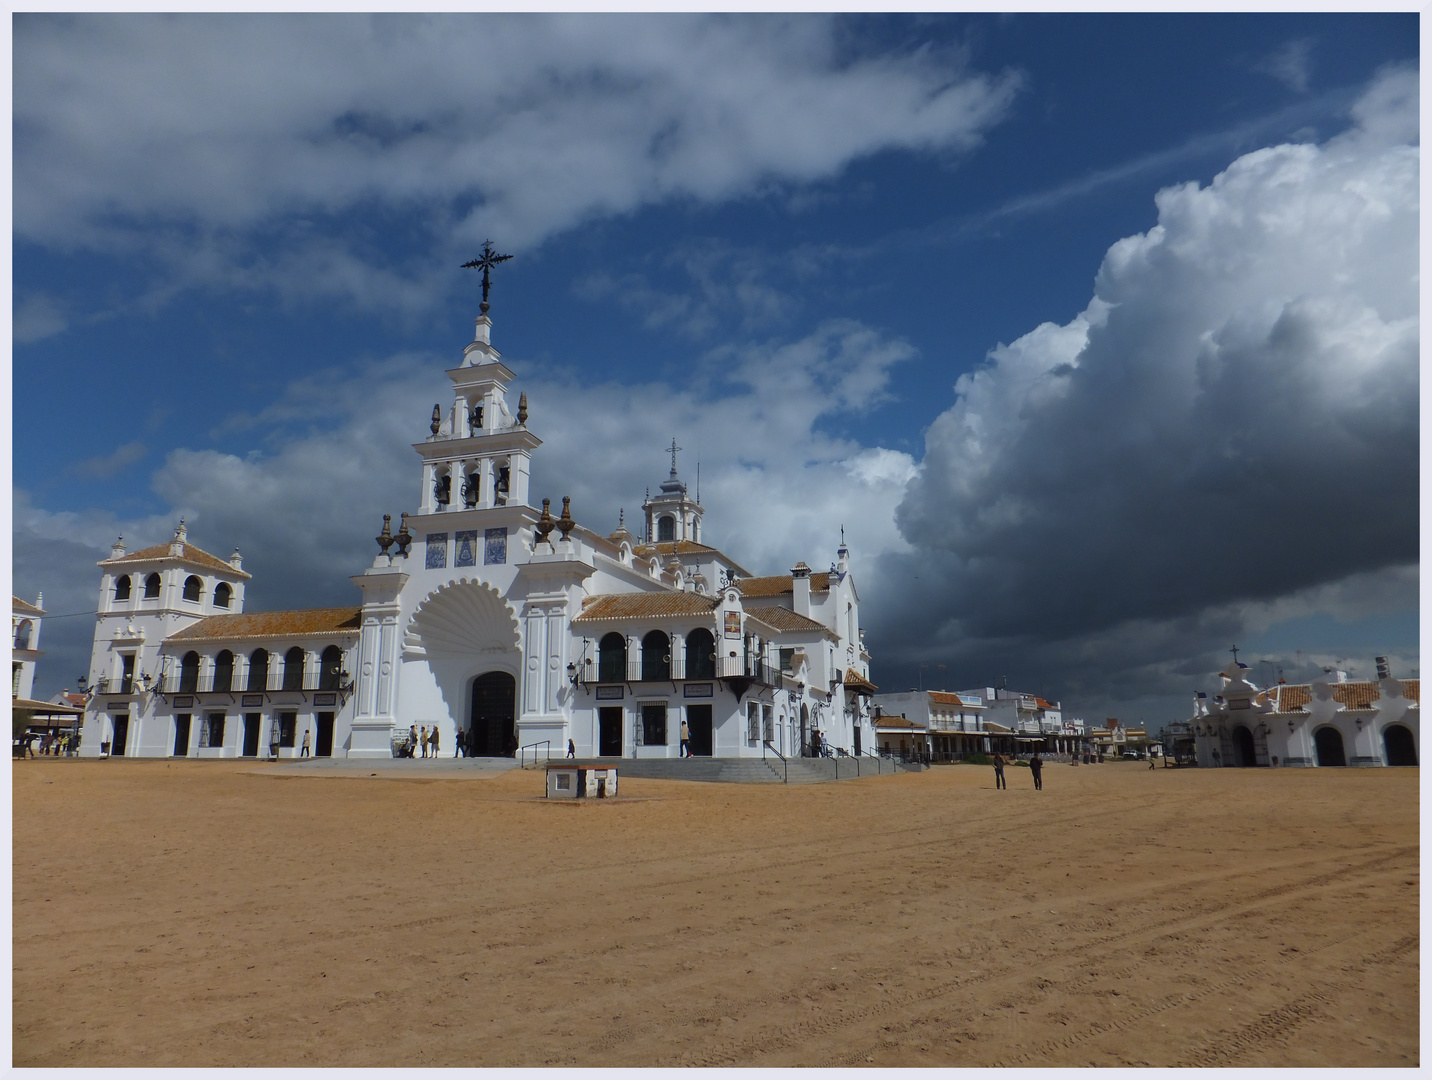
[1189,658,1419,768]
[78,288,879,761]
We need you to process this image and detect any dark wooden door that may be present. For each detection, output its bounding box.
[315,712,335,757]
[686,705,713,756]
[470,672,517,757]
[242,714,261,757]
[598,707,623,757]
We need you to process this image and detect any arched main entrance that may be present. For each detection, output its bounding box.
[1231,725,1257,767]
[469,671,517,757]
[1383,724,1417,766]
[1314,726,1347,767]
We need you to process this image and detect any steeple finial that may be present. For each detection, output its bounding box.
[461,240,514,315]
[667,437,682,478]
[430,404,442,436]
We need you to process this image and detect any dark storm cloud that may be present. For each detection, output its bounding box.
[871,68,1419,707]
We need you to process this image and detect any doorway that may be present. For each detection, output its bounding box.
[111,714,129,756]
[686,705,713,756]
[315,712,335,757]
[1383,724,1417,766]
[173,715,191,756]
[1315,726,1347,767]
[1231,725,1257,766]
[598,706,623,757]
[470,671,517,757]
[242,713,261,757]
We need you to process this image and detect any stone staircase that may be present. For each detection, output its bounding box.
[562,755,905,784]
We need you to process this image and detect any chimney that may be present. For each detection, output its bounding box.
[791,562,811,618]
[1376,656,1391,680]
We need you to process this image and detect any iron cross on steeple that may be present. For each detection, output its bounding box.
[1230,644,1241,664]
[667,437,682,477]
[461,240,514,314]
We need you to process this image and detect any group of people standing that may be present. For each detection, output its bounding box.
[991,752,1043,790]
[406,723,442,758]
[19,731,75,757]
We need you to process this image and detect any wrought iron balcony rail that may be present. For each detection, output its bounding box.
[588,656,772,685]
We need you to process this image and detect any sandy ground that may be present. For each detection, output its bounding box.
[13,757,1418,1067]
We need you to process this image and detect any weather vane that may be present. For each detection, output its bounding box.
[461,240,514,314]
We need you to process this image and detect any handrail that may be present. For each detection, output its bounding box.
[518,740,551,769]
[761,740,787,783]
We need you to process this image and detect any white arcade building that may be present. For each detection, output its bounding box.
[78,298,879,761]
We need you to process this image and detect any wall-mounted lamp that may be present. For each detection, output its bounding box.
[567,662,579,687]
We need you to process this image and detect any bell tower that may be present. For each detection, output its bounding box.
[642,439,704,545]
[412,245,540,515]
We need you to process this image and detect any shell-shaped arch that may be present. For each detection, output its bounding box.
[406,577,521,659]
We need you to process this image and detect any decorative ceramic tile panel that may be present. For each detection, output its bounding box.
[426,533,448,569]
[484,527,507,565]
[455,530,477,567]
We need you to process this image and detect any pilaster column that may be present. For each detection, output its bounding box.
[347,560,408,758]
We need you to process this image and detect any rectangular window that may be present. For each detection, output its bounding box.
[484,527,507,565]
[279,712,297,748]
[779,648,794,673]
[120,653,135,695]
[455,530,478,568]
[425,533,448,569]
[205,713,226,748]
[763,704,774,743]
[641,703,667,747]
[747,702,760,745]
[11,663,21,697]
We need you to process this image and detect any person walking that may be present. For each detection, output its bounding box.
[456,728,465,758]
[300,727,311,758]
[992,752,1006,790]
[1030,752,1043,790]
[566,739,576,759]
[1149,753,1156,771]
[679,718,691,758]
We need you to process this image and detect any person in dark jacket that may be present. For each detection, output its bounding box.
[992,753,1007,790]
[1030,752,1043,790]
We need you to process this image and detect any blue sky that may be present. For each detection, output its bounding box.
[12,14,1419,727]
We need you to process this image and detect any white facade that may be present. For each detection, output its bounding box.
[12,594,44,701]
[79,304,878,760]
[1189,661,1420,768]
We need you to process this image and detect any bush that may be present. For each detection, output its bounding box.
[963,753,991,766]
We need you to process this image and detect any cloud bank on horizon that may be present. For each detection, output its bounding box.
[12,15,1418,719]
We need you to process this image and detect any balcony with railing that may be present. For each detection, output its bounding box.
[160,670,349,696]
[586,655,774,688]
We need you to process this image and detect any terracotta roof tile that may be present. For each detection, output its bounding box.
[102,542,252,580]
[1272,679,1419,712]
[735,572,831,597]
[166,607,362,642]
[928,691,984,708]
[744,606,830,635]
[573,592,721,623]
[844,668,878,694]
[875,715,924,730]
[12,597,44,616]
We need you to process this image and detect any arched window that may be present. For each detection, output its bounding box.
[179,651,200,694]
[691,519,699,543]
[598,633,627,683]
[114,575,132,601]
[14,620,32,650]
[658,515,676,543]
[247,649,269,692]
[685,628,715,679]
[319,645,343,691]
[642,630,671,682]
[213,650,234,694]
[143,573,162,599]
[183,575,203,602]
[214,582,232,609]
[283,647,306,691]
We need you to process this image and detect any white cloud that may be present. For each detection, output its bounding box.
[14,14,1020,308]
[884,67,1419,699]
[1255,38,1315,94]
[13,293,68,343]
